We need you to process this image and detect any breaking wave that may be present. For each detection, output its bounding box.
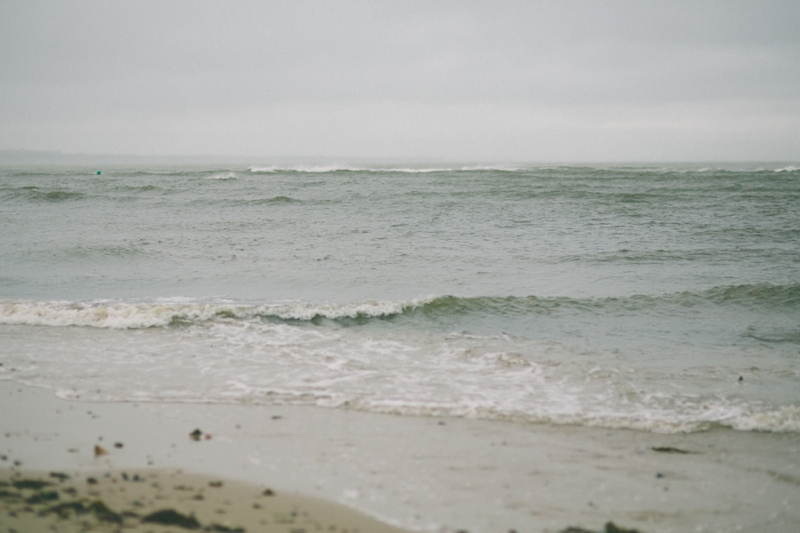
[0,298,431,328]
[2,284,796,329]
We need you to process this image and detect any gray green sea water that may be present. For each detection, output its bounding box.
[1,163,799,433]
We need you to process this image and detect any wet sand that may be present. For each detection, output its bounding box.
[1,381,799,532]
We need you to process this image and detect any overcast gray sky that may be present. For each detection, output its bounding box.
[1,1,798,162]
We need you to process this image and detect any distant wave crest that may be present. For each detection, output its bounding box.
[1,187,85,202]
[243,164,800,175]
[248,164,522,174]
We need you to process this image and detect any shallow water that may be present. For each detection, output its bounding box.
[1,163,799,432]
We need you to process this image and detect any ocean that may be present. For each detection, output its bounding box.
[1,163,799,434]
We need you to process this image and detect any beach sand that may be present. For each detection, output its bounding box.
[1,381,799,533]
[0,468,410,533]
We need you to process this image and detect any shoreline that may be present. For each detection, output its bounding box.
[2,380,799,532]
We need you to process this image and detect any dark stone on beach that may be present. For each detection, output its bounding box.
[560,523,643,533]
[262,488,275,496]
[94,444,108,457]
[49,501,88,518]
[49,472,70,481]
[209,524,245,533]
[142,509,201,529]
[0,490,22,500]
[190,428,203,441]
[115,441,124,448]
[271,415,282,420]
[652,446,691,454]
[13,479,52,490]
[89,500,124,523]
[25,490,59,504]
[605,522,643,533]
[656,472,665,478]
[87,477,98,485]
[45,499,122,523]
[739,375,744,381]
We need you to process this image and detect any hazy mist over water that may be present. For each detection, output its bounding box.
[1,1,799,161]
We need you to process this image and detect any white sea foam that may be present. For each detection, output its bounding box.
[331,398,800,434]
[774,165,799,173]
[0,300,218,328]
[729,404,800,432]
[249,164,365,173]
[2,314,798,434]
[208,171,237,180]
[263,298,432,320]
[0,298,435,328]
[249,164,522,174]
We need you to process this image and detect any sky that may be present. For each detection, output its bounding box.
[1,1,799,162]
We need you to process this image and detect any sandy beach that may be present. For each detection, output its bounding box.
[0,467,412,533]
[1,381,799,533]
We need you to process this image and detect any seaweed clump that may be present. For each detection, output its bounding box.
[142,508,202,529]
[561,522,644,533]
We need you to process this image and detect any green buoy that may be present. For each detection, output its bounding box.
[96,170,102,175]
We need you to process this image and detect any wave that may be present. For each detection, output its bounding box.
[250,195,300,204]
[325,398,800,434]
[1,187,85,202]
[0,298,433,328]
[248,164,522,174]
[239,165,800,181]
[207,171,237,180]
[411,284,800,317]
[2,284,797,329]
[115,184,162,193]
[38,382,798,434]
[113,169,237,177]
